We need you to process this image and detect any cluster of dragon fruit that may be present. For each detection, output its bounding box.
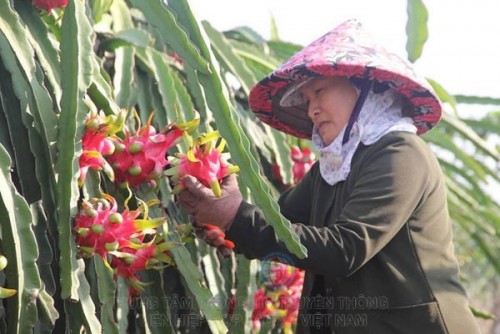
[75,110,238,293]
[251,262,305,333]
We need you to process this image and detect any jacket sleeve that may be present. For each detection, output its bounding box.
[275,162,315,224]
[226,135,434,277]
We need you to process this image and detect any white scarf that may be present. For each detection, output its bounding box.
[312,88,417,186]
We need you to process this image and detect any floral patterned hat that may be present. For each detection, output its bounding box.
[248,19,442,139]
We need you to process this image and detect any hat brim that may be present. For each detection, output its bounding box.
[248,20,442,138]
[279,78,316,107]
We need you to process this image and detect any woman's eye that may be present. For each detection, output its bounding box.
[314,88,323,96]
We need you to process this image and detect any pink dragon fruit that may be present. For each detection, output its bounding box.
[79,111,126,185]
[107,115,184,187]
[274,268,304,332]
[110,240,176,293]
[73,194,164,260]
[32,0,67,11]
[267,262,303,289]
[166,131,239,197]
[74,194,180,293]
[290,146,315,183]
[251,287,274,331]
[251,262,305,333]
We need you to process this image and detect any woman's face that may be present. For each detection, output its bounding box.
[299,76,358,145]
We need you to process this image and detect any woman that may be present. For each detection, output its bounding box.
[179,19,480,333]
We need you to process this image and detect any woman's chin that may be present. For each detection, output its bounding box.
[319,130,338,146]
[321,136,334,146]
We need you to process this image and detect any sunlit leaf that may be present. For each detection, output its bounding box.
[406,0,428,62]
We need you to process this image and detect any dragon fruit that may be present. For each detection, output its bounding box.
[73,194,164,260]
[73,194,180,292]
[251,262,305,333]
[79,111,126,185]
[110,239,177,293]
[107,115,184,187]
[251,287,274,331]
[166,131,239,197]
[290,146,315,183]
[32,0,67,11]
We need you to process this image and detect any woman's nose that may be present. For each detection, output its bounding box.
[307,101,319,119]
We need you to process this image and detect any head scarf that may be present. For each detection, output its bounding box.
[312,87,416,185]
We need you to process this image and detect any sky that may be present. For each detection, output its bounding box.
[187,0,500,101]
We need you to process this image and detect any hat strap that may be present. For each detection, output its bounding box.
[342,80,372,145]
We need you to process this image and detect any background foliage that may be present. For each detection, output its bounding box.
[0,0,498,333]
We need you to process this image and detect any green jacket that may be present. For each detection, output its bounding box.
[226,132,480,333]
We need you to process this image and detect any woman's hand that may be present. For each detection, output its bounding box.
[193,223,235,258]
[178,174,243,231]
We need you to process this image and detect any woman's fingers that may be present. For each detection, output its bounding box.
[192,223,234,258]
[182,175,213,198]
[204,228,223,239]
[194,225,227,247]
[212,236,226,247]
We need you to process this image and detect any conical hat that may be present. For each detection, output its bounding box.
[248,19,442,138]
